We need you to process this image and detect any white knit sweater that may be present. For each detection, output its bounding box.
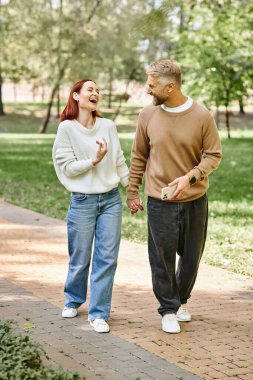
[52,118,129,193]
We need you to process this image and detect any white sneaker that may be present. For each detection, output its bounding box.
[90,318,110,333]
[62,307,77,318]
[162,314,180,333]
[177,304,191,322]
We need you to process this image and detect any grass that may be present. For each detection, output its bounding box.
[0,103,252,277]
[0,102,140,134]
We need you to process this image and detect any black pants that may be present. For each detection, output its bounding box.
[147,194,208,316]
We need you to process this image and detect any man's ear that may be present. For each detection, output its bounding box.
[167,82,175,93]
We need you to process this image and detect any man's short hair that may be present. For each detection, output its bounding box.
[146,59,181,88]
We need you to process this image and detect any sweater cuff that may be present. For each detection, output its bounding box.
[120,177,129,188]
[127,190,139,200]
[187,167,205,182]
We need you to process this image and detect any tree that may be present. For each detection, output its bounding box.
[40,0,103,133]
[133,0,253,137]
[0,0,31,114]
[177,0,253,137]
[94,0,147,110]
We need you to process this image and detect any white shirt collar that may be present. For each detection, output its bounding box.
[161,97,193,113]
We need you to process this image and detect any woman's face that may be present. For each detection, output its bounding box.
[73,81,100,112]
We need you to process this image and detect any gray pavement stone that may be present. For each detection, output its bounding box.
[0,277,203,380]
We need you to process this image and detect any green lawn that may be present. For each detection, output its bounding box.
[0,103,252,277]
[0,102,140,134]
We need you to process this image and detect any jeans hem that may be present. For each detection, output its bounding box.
[65,302,82,309]
[161,311,178,316]
[88,315,109,321]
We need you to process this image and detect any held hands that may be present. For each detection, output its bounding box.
[92,138,107,166]
[126,198,144,215]
[168,175,191,200]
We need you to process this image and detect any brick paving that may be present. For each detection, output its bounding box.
[0,278,200,380]
[0,201,253,380]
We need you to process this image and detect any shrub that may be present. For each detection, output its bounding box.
[0,320,84,380]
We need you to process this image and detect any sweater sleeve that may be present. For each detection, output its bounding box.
[187,115,222,180]
[111,123,129,187]
[54,125,93,177]
[127,113,150,199]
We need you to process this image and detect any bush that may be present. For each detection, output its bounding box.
[0,320,84,380]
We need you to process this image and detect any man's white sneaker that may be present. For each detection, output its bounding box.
[90,318,110,333]
[62,307,77,318]
[177,304,191,322]
[162,314,181,333]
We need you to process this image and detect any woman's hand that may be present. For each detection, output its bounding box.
[126,197,144,214]
[92,138,107,166]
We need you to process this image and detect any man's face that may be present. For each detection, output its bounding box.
[146,75,169,106]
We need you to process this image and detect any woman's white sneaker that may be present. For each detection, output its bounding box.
[90,318,110,333]
[177,304,191,322]
[162,314,180,333]
[62,307,77,318]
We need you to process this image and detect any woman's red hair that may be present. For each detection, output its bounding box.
[60,79,102,122]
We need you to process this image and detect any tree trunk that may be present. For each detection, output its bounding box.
[32,82,36,102]
[215,105,220,128]
[113,81,130,122]
[13,83,17,102]
[179,2,184,33]
[225,104,231,139]
[239,98,245,114]
[0,0,5,115]
[39,84,58,133]
[0,72,5,116]
[57,0,62,119]
[224,88,231,138]
[40,0,102,133]
[57,86,61,118]
[108,67,113,109]
[87,0,102,23]
[40,61,68,133]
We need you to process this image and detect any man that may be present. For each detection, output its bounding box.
[126,59,222,334]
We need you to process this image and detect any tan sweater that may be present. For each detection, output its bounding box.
[127,101,222,202]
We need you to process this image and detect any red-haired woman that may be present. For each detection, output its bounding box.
[52,80,129,333]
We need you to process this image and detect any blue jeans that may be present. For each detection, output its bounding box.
[64,187,122,321]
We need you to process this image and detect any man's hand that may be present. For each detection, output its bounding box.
[92,138,107,166]
[168,175,191,200]
[126,197,144,214]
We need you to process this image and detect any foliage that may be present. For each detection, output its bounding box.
[2,1,253,89]
[154,1,253,125]
[1,0,253,131]
[0,320,84,380]
[123,0,253,137]
[1,1,96,85]
[91,0,147,108]
[1,0,148,95]
[184,2,252,104]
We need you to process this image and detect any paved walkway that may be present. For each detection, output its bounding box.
[0,201,252,380]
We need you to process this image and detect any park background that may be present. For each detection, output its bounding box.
[0,0,252,279]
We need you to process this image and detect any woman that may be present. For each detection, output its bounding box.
[52,79,129,333]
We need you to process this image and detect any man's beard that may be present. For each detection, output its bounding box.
[153,95,167,106]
